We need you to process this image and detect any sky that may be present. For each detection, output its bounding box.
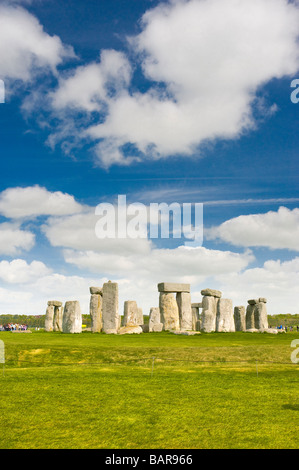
[0,0,299,317]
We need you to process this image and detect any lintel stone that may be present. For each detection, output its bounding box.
[158,282,190,293]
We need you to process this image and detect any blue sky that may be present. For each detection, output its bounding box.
[0,0,299,316]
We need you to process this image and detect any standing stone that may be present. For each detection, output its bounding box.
[53,305,63,332]
[123,301,139,326]
[62,301,82,334]
[246,303,256,330]
[90,294,102,333]
[254,301,268,330]
[176,292,192,331]
[201,296,217,333]
[137,307,144,326]
[216,298,235,332]
[159,292,180,331]
[45,305,55,332]
[191,303,202,331]
[102,281,119,334]
[234,306,246,331]
[149,307,161,332]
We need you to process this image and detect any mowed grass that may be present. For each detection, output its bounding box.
[0,330,298,449]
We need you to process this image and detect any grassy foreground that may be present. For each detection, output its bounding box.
[0,330,298,449]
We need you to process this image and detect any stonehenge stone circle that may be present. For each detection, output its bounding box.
[62,301,82,334]
[234,306,246,331]
[216,298,235,332]
[246,298,268,331]
[102,281,119,334]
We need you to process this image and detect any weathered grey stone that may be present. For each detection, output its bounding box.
[62,301,82,334]
[254,302,268,330]
[172,331,201,336]
[53,306,63,332]
[192,306,200,331]
[149,307,161,332]
[234,306,246,331]
[152,323,163,332]
[123,300,139,326]
[201,288,222,298]
[216,298,235,332]
[118,325,143,335]
[102,281,119,334]
[245,328,260,333]
[142,324,149,333]
[158,282,190,293]
[201,296,217,332]
[45,305,54,332]
[191,303,202,308]
[47,300,62,307]
[262,328,278,334]
[159,292,180,331]
[176,292,192,331]
[195,320,201,331]
[89,286,103,295]
[90,294,102,333]
[245,304,255,329]
[137,307,144,326]
[259,297,267,303]
[248,299,259,305]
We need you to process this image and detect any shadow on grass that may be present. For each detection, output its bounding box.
[282,404,299,411]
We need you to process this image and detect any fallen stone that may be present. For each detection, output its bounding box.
[172,331,201,336]
[158,282,190,293]
[118,325,143,335]
[234,306,246,331]
[200,288,222,298]
[89,286,103,295]
[62,301,82,334]
[245,328,260,333]
[159,292,180,331]
[261,328,278,334]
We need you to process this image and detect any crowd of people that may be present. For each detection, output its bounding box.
[0,323,28,331]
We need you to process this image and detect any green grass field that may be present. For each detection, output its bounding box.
[0,330,298,449]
